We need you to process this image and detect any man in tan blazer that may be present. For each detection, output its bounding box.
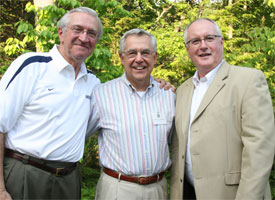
[170,18,275,200]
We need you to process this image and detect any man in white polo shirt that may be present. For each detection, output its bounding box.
[0,7,102,199]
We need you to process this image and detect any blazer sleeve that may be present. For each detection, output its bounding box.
[236,70,275,199]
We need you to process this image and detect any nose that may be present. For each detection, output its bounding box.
[78,31,89,42]
[199,39,208,49]
[134,52,144,62]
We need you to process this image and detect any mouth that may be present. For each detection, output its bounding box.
[75,43,89,49]
[199,53,211,57]
[131,66,147,70]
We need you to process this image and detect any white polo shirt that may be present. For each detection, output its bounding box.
[0,45,100,162]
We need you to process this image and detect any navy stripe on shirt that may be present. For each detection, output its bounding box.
[5,56,52,90]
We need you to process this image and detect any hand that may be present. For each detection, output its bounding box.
[154,78,176,93]
[0,188,12,200]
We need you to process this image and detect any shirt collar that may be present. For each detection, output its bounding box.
[50,45,88,79]
[192,59,224,87]
[121,73,155,95]
[77,62,89,80]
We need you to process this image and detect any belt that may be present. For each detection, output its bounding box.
[103,167,165,185]
[5,148,76,176]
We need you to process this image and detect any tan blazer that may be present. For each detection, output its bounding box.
[170,61,275,200]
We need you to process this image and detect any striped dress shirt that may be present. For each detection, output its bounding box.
[88,73,175,176]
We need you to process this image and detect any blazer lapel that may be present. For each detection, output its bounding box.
[192,61,230,122]
[182,80,194,142]
[176,78,194,139]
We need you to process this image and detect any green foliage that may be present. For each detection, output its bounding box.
[152,29,194,87]
[0,0,35,76]
[265,0,275,7]
[56,0,82,8]
[0,64,8,79]
[238,27,275,110]
[1,0,275,198]
[271,165,275,199]
[81,135,100,200]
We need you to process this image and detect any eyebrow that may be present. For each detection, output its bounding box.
[126,48,151,51]
[70,24,97,32]
[190,34,219,38]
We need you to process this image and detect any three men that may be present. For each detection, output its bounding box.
[170,18,275,200]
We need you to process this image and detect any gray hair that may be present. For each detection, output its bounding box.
[184,18,223,44]
[120,28,157,52]
[57,7,103,40]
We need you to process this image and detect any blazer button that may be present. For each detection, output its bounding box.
[182,155,184,159]
[180,178,183,183]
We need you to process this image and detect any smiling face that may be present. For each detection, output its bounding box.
[58,12,99,69]
[186,19,224,78]
[120,34,157,91]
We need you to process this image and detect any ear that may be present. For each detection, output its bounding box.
[153,52,157,65]
[58,28,65,43]
[185,44,189,50]
[154,52,158,59]
[220,37,224,45]
[119,52,125,65]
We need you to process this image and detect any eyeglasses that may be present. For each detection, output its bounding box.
[122,49,155,58]
[68,26,98,40]
[186,35,221,47]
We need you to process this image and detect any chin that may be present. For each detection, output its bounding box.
[198,61,213,67]
[75,53,89,59]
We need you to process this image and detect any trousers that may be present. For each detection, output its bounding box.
[4,156,82,199]
[95,171,168,200]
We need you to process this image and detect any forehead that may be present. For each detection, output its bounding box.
[69,12,99,30]
[124,34,153,50]
[187,20,218,38]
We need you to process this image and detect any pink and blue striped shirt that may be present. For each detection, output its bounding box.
[87,74,175,176]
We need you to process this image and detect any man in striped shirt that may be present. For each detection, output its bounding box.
[87,29,176,200]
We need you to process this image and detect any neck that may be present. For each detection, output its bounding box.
[74,66,81,79]
[197,66,216,79]
[128,78,150,91]
[57,45,82,79]
[134,82,149,91]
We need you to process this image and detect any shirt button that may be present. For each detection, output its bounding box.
[182,155,184,159]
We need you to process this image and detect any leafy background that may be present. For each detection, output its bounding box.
[0,0,274,199]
